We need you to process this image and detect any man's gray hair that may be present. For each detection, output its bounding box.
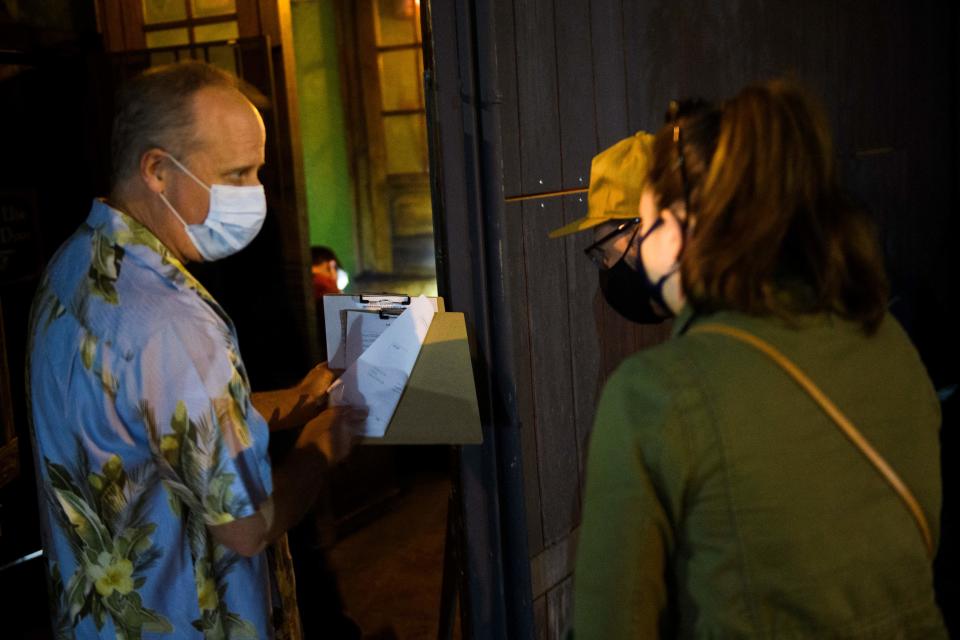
[109,61,260,188]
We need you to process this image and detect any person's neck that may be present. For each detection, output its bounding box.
[663,271,686,315]
[107,185,187,263]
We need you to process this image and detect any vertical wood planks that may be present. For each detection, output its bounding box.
[892,3,954,282]
[835,0,911,283]
[515,0,563,193]
[559,195,601,494]
[554,0,598,188]
[553,0,601,505]
[747,0,806,81]
[794,0,841,140]
[590,0,629,149]
[505,199,546,557]
[621,0,668,134]
[494,0,546,558]
[514,0,581,547]
[520,195,580,545]
[495,0,524,198]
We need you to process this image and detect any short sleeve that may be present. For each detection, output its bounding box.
[124,317,273,526]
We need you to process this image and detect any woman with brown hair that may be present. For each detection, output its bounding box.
[573,80,946,638]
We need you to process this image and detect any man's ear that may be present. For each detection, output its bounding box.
[140,148,169,195]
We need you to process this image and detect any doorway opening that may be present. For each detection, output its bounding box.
[295,0,437,299]
[290,1,453,637]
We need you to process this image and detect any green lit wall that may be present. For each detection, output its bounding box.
[292,0,356,274]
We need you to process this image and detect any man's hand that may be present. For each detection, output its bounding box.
[304,402,367,465]
[296,362,339,410]
[252,362,341,432]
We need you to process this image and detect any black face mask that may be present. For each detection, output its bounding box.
[598,256,670,324]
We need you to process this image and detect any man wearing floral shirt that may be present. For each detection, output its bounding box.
[27,62,355,638]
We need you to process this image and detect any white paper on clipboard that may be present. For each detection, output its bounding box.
[323,294,441,369]
[328,295,435,437]
[343,309,400,369]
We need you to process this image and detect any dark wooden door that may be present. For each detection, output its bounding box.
[427,1,958,638]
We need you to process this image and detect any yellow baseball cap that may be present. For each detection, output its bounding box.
[548,130,654,238]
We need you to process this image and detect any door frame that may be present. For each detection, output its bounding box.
[422,1,535,637]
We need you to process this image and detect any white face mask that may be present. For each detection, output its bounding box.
[158,153,267,261]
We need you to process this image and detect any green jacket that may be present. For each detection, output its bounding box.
[574,308,946,638]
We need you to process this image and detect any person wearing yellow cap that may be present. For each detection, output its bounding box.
[570,81,945,638]
[549,129,670,324]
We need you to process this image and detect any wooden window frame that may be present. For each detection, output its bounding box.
[141,0,239,47]
[97,0,266,51]
[334,0,432,275]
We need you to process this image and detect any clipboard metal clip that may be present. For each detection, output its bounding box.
[359,294,411,306]
[378,307,405,320]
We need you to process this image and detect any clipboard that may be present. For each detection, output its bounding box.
[323,293,445,369]
[361,311,482,445]
[324,293,481,445]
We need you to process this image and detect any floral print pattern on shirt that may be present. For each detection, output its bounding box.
[28,200,277,639]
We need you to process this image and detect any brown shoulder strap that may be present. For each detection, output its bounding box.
[691,322,934,559]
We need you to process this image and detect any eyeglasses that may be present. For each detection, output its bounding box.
[583,217,640,269]
[667,100,692,214]
[584,216,669,270]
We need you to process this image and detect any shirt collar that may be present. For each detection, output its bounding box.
[86,198,217,305]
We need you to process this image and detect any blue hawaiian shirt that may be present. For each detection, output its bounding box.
[27,199,275,638]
